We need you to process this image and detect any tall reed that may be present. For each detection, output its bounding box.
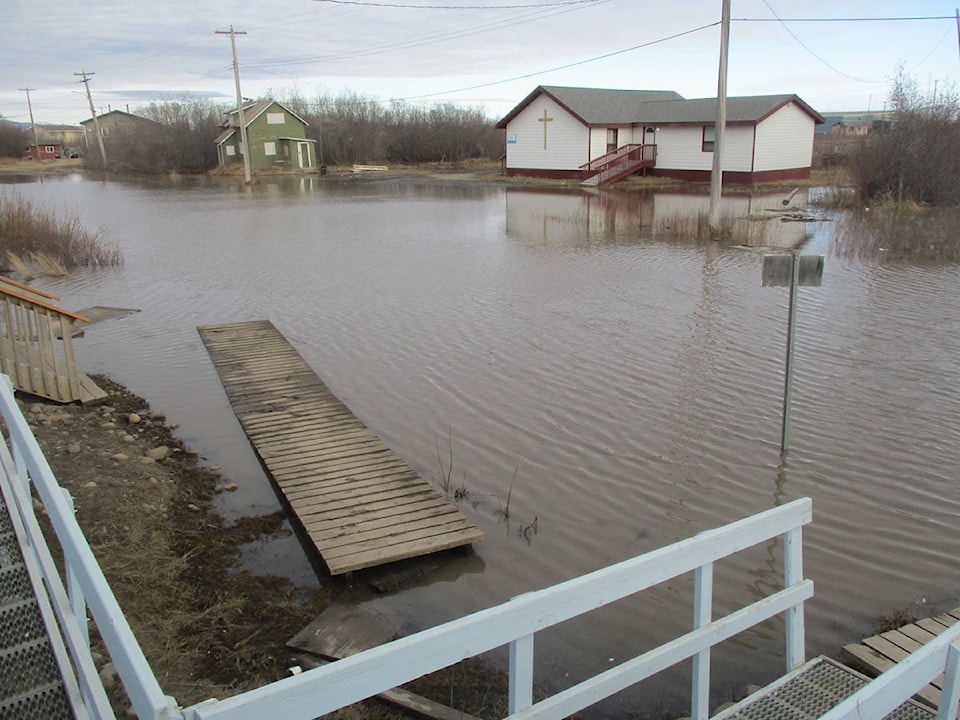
[0,191,121,276]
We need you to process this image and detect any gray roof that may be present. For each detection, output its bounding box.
[541,86,684,124]
[630,95,809,124]
[497,86,824,127]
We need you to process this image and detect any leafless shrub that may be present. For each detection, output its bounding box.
[0,191,122,274]
[0,117,27,158]
[273,88,504,166]
[850,64,960,206]
[104,97,226,174]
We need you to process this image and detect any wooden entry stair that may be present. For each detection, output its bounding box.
[580,143,657,186]
[198,320,484,575]
[0,277,105,404]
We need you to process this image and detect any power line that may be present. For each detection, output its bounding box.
[400,21,720,101]
[757,0,883,83]
[314,0,602,8]
[734,15,955,23]
[250,2,606,69]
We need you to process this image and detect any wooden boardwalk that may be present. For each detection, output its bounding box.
[842,607,960,713]
[198,320,483,575]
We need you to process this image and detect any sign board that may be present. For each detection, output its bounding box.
[762,254,824,287]
[506,134,518,144]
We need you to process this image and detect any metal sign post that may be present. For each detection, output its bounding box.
[762,253,824,451]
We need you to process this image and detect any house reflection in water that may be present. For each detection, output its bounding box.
[504,187,811,249]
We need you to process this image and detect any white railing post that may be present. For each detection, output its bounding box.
[509,633,535,714]
[691,563,713,720]
[62,487,90,648]
[2,376,29,494]
[783,526,805,671]
[937,640,960,720]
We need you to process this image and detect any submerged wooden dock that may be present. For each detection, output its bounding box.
[198,320,483,575]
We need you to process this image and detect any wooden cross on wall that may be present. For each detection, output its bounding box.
[538,109,553,150]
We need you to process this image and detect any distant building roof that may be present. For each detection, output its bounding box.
[496,86,824,128]
[79,109,159,127]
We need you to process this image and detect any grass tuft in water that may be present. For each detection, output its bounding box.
[0,190,122,278]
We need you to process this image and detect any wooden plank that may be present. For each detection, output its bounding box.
[900,623,939,645]
[917,618,953,636]
[841,643,942,708]
[198,319,483,575]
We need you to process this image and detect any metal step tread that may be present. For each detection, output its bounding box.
[713,656,935,720]
[0,498,73,719]
[0,678,72,720]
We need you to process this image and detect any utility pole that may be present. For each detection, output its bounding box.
[75,70,107,168]
[19,88,40,161]
[216,25,252,184]
[955,9,960,66]
[708,0,731,232]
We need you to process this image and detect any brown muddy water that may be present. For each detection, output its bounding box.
[4,173,959,716]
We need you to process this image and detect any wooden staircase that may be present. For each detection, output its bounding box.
[0,278,105,404]
[580,143,656,186]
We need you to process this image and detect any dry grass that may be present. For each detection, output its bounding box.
[832,202,960,262]
[0,190,121,277]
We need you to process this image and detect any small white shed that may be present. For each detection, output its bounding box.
[496,86,824,184]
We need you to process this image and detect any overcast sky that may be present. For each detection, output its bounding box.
[3,0,958,126]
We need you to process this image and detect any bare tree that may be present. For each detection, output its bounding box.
[851,63,960,205]
[0,117,27,158]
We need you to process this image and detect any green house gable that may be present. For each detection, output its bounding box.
[216,100,317,171]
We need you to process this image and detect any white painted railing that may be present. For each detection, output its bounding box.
[820,624,960,720]
[0,376,180,719]
[180,498,814,720]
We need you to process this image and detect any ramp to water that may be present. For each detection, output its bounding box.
[198,320,484,575]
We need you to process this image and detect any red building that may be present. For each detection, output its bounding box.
[23,143,63,160]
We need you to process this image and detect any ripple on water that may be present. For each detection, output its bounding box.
[10,177,960,714]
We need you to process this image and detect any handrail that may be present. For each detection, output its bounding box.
[0,376,181,719]
[580,144,657,185]
[0,275,61,301]
[820,623,960,720]
[0,283,90,322]
[579,143,642,173]
[184,498,813,720]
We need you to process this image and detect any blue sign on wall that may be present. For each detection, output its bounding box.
[506,134,517,144]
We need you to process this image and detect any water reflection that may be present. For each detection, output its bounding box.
[505,187,810,248]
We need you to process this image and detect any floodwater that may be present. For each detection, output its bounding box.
[4,173,960,716]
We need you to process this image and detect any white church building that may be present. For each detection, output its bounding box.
[496,85,824,185]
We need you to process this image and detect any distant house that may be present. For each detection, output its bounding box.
[36,124,84,147]
[496,85,824,185]
[79,110,161,149]
[816,112,892,136]
[216,100,317,171]
[23,143,62,161]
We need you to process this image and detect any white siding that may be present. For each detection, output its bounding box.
[753,102,815,171]
[505,96,589,170]
[655,125,754,172]
[587,126,637,160]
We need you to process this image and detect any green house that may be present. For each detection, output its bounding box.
[216,99,317,171]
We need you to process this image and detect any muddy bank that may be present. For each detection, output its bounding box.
[18,375,507,718]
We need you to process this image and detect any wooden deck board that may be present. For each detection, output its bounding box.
[840,608,960,713]
[198,320,483,575]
